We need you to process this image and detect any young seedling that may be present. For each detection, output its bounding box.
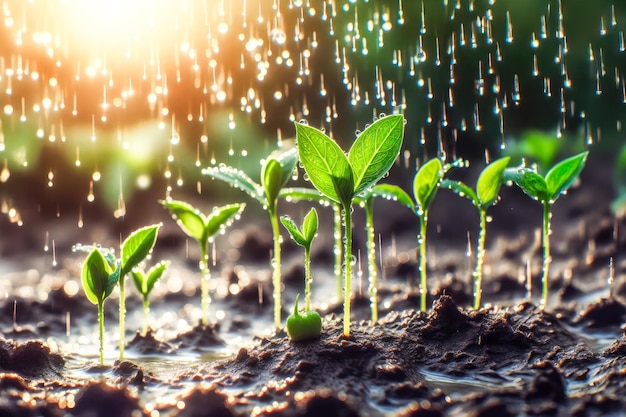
[355,184,414,322]
[203,148,297,329]
[281,207,323,341]
[74,224,161,361]
[131,260,170,336]
[503,151,588,308]
[160,200,245,326]
[295,114,404,337]
[441,157,510,309]
[412,157,462,311]
[81,247,120,366]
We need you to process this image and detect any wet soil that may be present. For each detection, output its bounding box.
[1,156,626,416]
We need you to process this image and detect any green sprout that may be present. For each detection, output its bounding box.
[355,184,414,322]
[203,148,297,329]
[81,247,120,366]
[295,114,404,337]
[131,260,170,336]
[160,200,245,326]
[442,157,510,309]
[412,158,461,311]
[503,151,588,308]
[74,224,161,361]
[281,207,323,342]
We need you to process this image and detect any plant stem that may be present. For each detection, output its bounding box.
[142,298,150,336]
[200,242,211,327]
[98,301,105,366]
[418,212,428,311]
[342,204,353,337]
[118,276,125,361]
[269,210,282,329]
[304,246,312,312]
[365,200,378,322]
[333,204,343,304]
[541,200,551,309]
[473,209,487,310]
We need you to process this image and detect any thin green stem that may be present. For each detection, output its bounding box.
[473,209,487,310]
[118,276,125,361]
[333,204,343,304]
[343,204,353,337]
[98,301,105,366]
[365,201,378,322]
[541,200,552,309]
[142,297,150,336]
[270,210,282,329]
[304,246,312,312]
[418,213,428,311]
[200,241,211,326]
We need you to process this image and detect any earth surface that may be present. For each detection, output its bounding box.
[1,153,626,417]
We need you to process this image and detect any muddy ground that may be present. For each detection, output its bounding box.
[1,154,626,417]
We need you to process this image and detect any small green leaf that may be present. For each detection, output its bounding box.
[281,215,307,247]
[120,224,161,277]
[82,248,119,305]
[295,122,354,206]
[545,151,588,201]
[476,157,510,208]
[348,114,404,195]
[503,168,549,202]
[414,158,443,211]
[202,165,265,205]
[130,270,145,297]
[302,208,318,244]
[268,147,298,190]
[280,187,328,204]
[262,159,283,211]
[160,200,206,243]
[441,179,480,207]
[361,184,415,212]
[145,260,170,295]
[205,203,246,241]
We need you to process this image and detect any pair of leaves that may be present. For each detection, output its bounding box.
[202,148,298,212]
[503,151,588,203]
[442,157,511,210]
[281,208,318,250]
[160,200,245,247]
[295,115,404,207]
[82,248,121,305]
[131,260,170,299]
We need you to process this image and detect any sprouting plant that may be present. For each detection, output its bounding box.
[281,207,319,312]
[281,208,323,341]
[441,157,510,309]
[74,224,161,361]
[503,151,588,308]
[203,148,297,329]
[412,157,461,311]
[355,184,414,322]
[295,114,404,337]
[131,260,170,336]
[160,200,245,326]
[81,247,120,366]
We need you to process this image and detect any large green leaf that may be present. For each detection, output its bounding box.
[202,165,265,205]
[503,168,549,202]
[476,157,510,208]
[413,158,443,212]
[160,200,206,243]
[545,151,588,202]
[82,248,118,305]
[348,114,404,195]
[204,203,246,240]
[120,224,161,277]
[295,122,354,206]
